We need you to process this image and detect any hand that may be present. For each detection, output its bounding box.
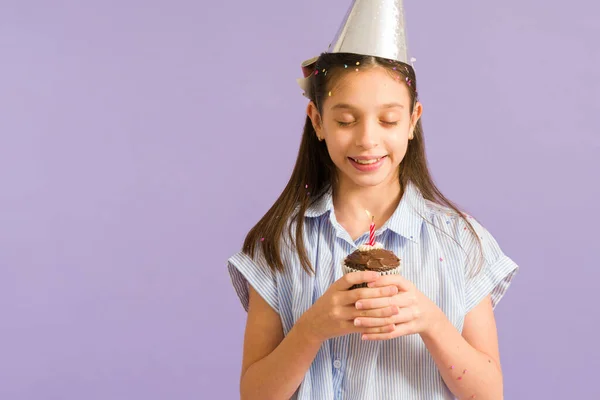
[353,274,445,341]
[297,271,401,343]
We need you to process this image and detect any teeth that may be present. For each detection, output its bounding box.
[353,157,382,165]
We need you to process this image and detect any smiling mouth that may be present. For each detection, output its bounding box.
[349,156,386,165]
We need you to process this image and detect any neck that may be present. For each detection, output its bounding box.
[332,175,403,230]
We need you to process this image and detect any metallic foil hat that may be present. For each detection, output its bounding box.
[297,0,413,97]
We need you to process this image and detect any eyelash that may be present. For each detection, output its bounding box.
[336,121,399,127]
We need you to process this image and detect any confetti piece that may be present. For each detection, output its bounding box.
[440,257,443,261]
[450,365,454,369]
[457,377,462,380]
[463,369,467,374]
[314,70,318,75]
[260,238,265,242]
[344,64,348,68]
[328,91,332,96]
[307,192,310,195]
[356,61,360,65]
[392,67,397,70]
[305,184,308,188]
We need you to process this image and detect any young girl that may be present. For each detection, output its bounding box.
[227,2,518,399]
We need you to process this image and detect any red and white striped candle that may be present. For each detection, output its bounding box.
[365,210,375,246]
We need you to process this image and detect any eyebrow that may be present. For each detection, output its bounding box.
[330,102,405,110]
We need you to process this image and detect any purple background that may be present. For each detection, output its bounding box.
[1,0,598,398]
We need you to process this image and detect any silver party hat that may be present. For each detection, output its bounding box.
[297,0,415,96]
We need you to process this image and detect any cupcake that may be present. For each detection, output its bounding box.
[342,243,401,289]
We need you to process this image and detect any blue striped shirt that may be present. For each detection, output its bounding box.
[228,181,518,399]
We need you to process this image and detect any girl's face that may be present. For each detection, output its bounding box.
[308,66,422,191]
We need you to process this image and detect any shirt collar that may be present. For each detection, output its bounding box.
[305,181,426,243]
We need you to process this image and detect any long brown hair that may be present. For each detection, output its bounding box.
[243,52,481,274]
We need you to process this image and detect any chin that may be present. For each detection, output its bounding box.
[344,168,396,188]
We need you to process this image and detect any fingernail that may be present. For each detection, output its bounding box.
[361,334,368,340]
[367,282,375,288]
[354,319,361,326]
[356,302,363,310]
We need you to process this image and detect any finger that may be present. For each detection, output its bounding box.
[354,305,399,319]
[338,305,398,322]
[336,305,365,321]
[354,315,396,328]
[335,271,380,290]
[362,324,396,334]
[354,307,417,327]
[341,320,395,335]
[362,322,415,340]
[355,292,417,310]
[343,285,398,305]
[362,332,397,341]
[367,274,413,291]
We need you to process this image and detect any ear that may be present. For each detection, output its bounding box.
[307,102,324,141]
[409,101,423,140]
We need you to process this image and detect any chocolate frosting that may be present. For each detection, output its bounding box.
[344,248,400,272]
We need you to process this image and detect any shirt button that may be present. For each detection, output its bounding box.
[333,360,342,369]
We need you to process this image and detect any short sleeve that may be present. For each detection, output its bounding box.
[461,218,519,313]
[227,251,279,314]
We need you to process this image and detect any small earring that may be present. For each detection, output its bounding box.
[317,136,323,141]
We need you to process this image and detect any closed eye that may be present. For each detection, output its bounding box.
[336,120,398,127]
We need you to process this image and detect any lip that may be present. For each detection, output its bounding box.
[350,155,387,161]
[348,155,387,172]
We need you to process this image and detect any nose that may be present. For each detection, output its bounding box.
[354,119,379,149]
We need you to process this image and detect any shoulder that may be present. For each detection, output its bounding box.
[419,200,504,273]
[422,199,469,223]
[421,199,490,237]
[228,213,309,275]
[422,200,517,274]
[421,199,472,237]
